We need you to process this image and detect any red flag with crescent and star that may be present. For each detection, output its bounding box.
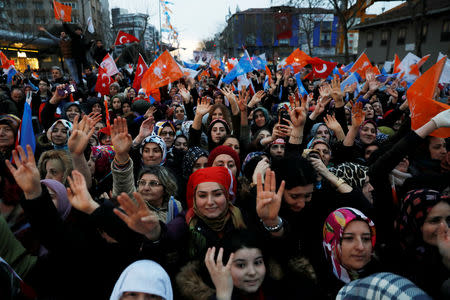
[307,57,337,79]
[114,30,140,46]
[141,50,183,95]
[95,67,112,96]
[53,1,72,22]
[133,54,148,91]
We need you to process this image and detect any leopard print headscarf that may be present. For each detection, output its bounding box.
[330,162,368,190]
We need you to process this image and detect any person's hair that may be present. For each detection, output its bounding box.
[84,66,92,71]
[137,166,178,203]
[37,150,73,184]
[10,86,23,94]
[221,230,265,265]
[219,134,239,146]
[272,156,316,190]
[51,66,62,72]
[39,78,50,85]
[207,103,232,129]
[109,82,120,91]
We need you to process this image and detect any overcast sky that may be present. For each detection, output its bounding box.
[109,0,404,60]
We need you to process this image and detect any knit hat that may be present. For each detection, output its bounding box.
[207,145,240,174]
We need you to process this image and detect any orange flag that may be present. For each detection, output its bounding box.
[350,53,372,80]
[265,65,273,84]
[141,50,183,93]
[53,1,72,22]
[285,48,311,73]
[406,57,450,138]
[371,66,381,75]
[197,69,210,80]
[104,98,111,129]
[0,51,14,69]
[409,54,430,77]
[393,54,401,73]
[210,59,221,77]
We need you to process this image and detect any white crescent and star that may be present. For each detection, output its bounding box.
[119,36,128,44]
[314,64,327,73]
[137,65,144,77]
[102,73,111,85]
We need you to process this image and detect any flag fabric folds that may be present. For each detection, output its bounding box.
[100,54,119,77]
[437,52,450,84]
[132,54,148,91]
[349,53,372,80]
[114,31,140,46]
[285,48,311,74]
[95,67,112,96]
[308,57,337,79]
[141,50,183,94]
[295,73,308,96]
[19,93,36,156]
[222,52,255,84]
[406,56,450,138]
[53,1,72,22]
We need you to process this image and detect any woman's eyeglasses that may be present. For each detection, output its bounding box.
[137,180,162,188]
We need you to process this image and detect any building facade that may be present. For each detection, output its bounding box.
[354,0,450,69]
[0,0,111,71]
[220,6,339,62]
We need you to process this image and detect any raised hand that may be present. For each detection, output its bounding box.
[205,247,234,300]
[248,90,265,108]
[111,117,132,162]
[309,156,328,176]
[288,94,307,128]
[138,115,155,139]
[351,101,365,128]
[67,170,99,214]
[144,106,156,119]
[178,85,192,104]
[311,95,329,120]
[319,82,331,99]
[68,115,95,155]
[252,157,270,185]
[344,82,358,94]
[330,75,345,105]
[324,114,341,133]
[5,145,41,199]
[256,168,285,225]
[114,192,161,241]
[87,112,102,125]
[196,97,212,116]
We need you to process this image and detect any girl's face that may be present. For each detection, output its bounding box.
[137,173,165,208]
[66,105,80,123]
[313,143,331,166]
[112,98,122,110]
[122,103,131,114]
[359,123,376,145]
[422,201,450,246]
[211,123,227,143]
[372,102,383,116]
[175,107,185,120]
[174,136,188,151]
[45,159,65,183]
[315,125,331,142]
[256,130,270,141]
[212,108,224,121]
[160,126,175,148]
[142,143,163,166]
[38,81,48,93]
[192,156,208,174]
[428,137,446,162]
[283,184,314,212]
[212,154,237,177]
[195,182,227,218]
[231,248,266,294]
[223,137,240,154]
[339,220,373,271]
[363,103,375,119]
[269,144,285,159]
[127,89,136,99]
[253,111,266,127]
[92,103,102,114]
[51,123,69,145]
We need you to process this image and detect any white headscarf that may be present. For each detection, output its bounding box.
[109,260,173,300]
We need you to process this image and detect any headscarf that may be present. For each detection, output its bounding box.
[323,207,376,283]
[242,152,266,174]
[307,137,331,151]
[330,162,368,190]
[181,120,193,139]
[182,146,209,179]
[0,114,20,136]
[46,119,73,148]
[207,118,231,137]
[140,135,167,165]
[109,260,173,300]
[269,138,286,146]
[336,272,432,300]
[61,102,81,121]
[91,145,115,180]
[41,179,72,220]
[98,127,111,145]
[153,120,176,136]
[207,145,241,175]
[309,122,334,142]
[395,189,449,257]
[253,107,269,126]
[185,167,245,232]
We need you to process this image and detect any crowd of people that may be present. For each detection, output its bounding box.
[0,49,449,300]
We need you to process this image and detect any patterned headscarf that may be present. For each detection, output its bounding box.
[323,207,376,283]
[181,120,193,139]
[395,189,449,257]
[91,145,115,180]
[330,162,368,190]
[182,146,209,179]
[46,119,73,146]
[309,122,334,142]
[140,135,167,165]
[153,120,175,136]
[41,179,72,220]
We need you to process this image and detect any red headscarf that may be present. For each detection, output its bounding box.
[207,145,241,174]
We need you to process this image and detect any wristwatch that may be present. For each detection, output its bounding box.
[261,217,284,232]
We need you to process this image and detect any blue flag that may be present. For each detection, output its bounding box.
[6,66,17,84]
[340,73,359,92]
[295,73,308,96]
[219,60,225,71]
[19,101,36,156]
[183,61,201,70]
[332,67,342,78]
[222,53,255,84]
[342,62,354,73]
[149,95,156,104]
[251,55,267,71]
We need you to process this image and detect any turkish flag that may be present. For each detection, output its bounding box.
[100,53,119,77]
[141,50,183,94]
[407,57,450,138]
[132,54,148,91]
[285,48,311,73]
[95,67,112,96]
[0,51,14,69]
[53,1,72,22]
[114,30,140,46]
[308,57,337,79]
[349,53,372,80]
[275,12,292,40]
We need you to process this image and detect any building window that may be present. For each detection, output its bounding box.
[35,17,45,24]
[62,2,77,9]
[380,30,389,46]
[16,2,26,8]
[441,19,450,42]
[320,21,332,47]
[18,17,30,24]
[366,32,373,47]
[33,2,44,9]
[397,28,406,45]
